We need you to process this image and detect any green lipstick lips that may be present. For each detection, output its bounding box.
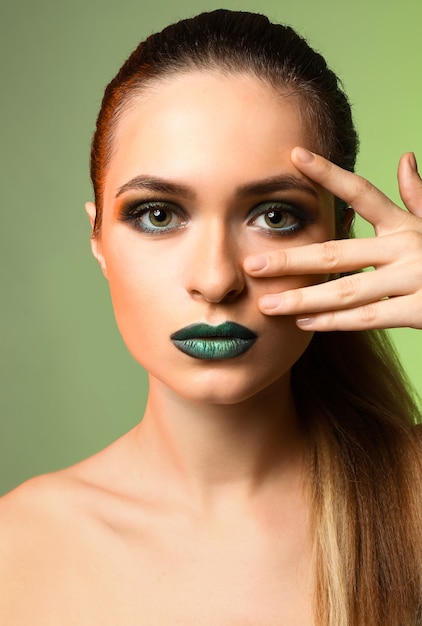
[171,322,257,360]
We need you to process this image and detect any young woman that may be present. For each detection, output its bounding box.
[1,9,421,626]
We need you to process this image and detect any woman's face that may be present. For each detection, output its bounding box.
[88,71,336,405]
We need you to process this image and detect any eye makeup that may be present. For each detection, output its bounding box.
[247,200,317,236]
[116,195,318,237]
[117,199,188,234]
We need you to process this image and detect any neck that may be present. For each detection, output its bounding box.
[132,372,306,509]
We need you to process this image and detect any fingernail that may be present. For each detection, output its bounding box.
[260,295,281,310]
[245,255,267,272]
[409,152,419,174]
[294,147,315,163]
[296,317,314,327]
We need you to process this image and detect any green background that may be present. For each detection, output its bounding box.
[1,0,421,495]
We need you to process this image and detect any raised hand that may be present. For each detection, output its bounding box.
[244,148,422,331]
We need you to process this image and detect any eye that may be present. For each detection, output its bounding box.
[248,201,308,234]
[118,200,187,233]
[142,204,179,229]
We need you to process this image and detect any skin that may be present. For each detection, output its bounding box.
[90,72,335,407]
[0,70,421,626]
[246,148,422,330]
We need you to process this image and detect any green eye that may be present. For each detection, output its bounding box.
[263,209,290,229]
[250,201,301,233]
[119,200,187,233]
[148,207,173,227]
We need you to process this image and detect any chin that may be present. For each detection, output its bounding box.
[151,364,293,407]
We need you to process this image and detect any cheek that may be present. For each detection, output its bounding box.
[101,234,201,377]
[104,231,173,300]
[102,240,171,346]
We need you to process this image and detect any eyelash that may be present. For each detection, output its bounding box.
[247,201,315,236]
[118,200,187,235]
[118,199,315,236]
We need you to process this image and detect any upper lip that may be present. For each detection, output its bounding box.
[171,322,257,341]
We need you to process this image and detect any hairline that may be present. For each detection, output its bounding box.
[92,66,333,236]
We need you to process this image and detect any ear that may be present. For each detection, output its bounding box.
[343,206,355,234]
[85,202,108,279]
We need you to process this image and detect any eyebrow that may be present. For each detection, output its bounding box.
[115,174,318,200]
[116,176,195,200]
[236,175,318,198]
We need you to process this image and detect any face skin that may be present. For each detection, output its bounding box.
[87,71,336,406]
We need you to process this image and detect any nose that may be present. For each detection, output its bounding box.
[184,221,245,304]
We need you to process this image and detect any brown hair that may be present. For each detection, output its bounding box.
[89,10,422,624]
[293,331,422,625]
[90,9,357,236]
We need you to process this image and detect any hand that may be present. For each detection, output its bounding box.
[244,147,422,331]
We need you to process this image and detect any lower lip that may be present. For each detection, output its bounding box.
[171,337,256,360]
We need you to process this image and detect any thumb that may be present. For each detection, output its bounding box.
[398,152,422,217]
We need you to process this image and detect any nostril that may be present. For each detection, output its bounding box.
[224,288,242,303]
[189,285,243,304]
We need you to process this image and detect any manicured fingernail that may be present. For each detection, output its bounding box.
[409,152,419,173]
[245,255,267,272]
[260,295,281,310]
[294,147,315,163]
[296,317,314,327]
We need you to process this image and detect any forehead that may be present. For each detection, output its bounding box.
[104,71,313,200]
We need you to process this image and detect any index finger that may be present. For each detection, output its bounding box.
[291,147,408,234]
[244,234,400,277]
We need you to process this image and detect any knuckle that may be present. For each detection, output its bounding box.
[401,229,422,250]
[320,240,342,269]
[349,175,375,202]
[358,303,378,325]
[336,276,358,302]
[390,229,422,266]
[385,229,422,261]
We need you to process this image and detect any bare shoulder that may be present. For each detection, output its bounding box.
[0,471,81,566]
[0,434,155,623]
[0,433,143,580]
[1,469,106,593]
[0,470,78,524]
[0,445,127,549]
[0,430,143,552]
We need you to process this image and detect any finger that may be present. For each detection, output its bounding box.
[293,294,422,332]
[291,147,407,234]
[244,232,410,277]
[257,265,416,315]
[398,152,422,217]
